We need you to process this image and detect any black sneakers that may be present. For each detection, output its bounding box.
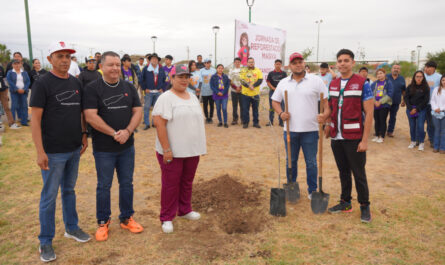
[64,228,91,243]
[253,124,261,128]
[360,205,372,223]
[328,200,352,213]
[39,245,56,262]
[217,122,223,127]
[224,123,229,128]
[243,123,248,129]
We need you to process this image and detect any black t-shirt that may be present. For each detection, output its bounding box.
[30,69,48,88]
[78,69,101,87]
[30,72,83,153]
[267,70,288,88]
[196,62,205,69]
[83,79,141,152]
[0,66,6,91]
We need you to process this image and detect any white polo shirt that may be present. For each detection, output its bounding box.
[271,73,328,132]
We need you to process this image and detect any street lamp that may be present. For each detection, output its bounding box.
[24,0,33,62]
[212,26,220,68]
[246,0,255,23]
[151,36,157,53]
[315,19,323,63]
[417,45,422,70]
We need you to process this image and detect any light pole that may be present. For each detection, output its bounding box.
[246,0,255,23]
[315,19,323,64]
[212,26,220,68]
[417,45,422,70]
[24,0,33,62]
[151,36,157,53]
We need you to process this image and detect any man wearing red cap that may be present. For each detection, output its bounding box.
[30,41,90,262]
[271,52,329,199]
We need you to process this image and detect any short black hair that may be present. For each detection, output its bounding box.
[145,53,151,58]
[234,57,241,62]
[13,52,23,58]
[139,57,144,60]
[216,64,224,69]
[320,62,329,69]
[121,56,131,62]
[359,67,368,73]
[275,59,282,64]
[95,52,101,56]
[425,61,437,69]
[336,49,355,60]
[101,51,120,64]
[247,57,254,61]
[165,55,173,60]
[197,55,202,58]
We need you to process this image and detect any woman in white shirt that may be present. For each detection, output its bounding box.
[431,75,445,153]
[152,65,207,233]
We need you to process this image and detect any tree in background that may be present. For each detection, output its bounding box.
[301,47,313,60]
[427,50,445,74]
[396,61,417,78]
[0,43,11,67]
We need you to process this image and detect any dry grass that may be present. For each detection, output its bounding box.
[0,95,444,265]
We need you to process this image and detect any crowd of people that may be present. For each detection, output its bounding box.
[0,41,444,263]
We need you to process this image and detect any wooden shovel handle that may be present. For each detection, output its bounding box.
[285,90,291,169]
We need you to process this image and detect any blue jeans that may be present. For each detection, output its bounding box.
[39,148,81,246]
[10,92,28,125]
[94,146,135,222]
[215,97,228,123]
[241,94,259,125]
[406,108,426,143]
[269,91,284,125]
[144,92,160,125]
[283,131,319,194]
[426,104,434,143]
[432,116,445,150]
[387,103,400,133]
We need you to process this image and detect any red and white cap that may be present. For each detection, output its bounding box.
[48,41,76,55]
[289,52,304,63]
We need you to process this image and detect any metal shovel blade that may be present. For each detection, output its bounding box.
[283,182,300,204]
[270,188,286,216]
[311,190,330,214]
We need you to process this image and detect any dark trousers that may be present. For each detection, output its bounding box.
[331,140,370,206]
[426,104,434,143]
[202,96,214,119]
[241,94,259,125]
[93,146,135,223]
[387,103,400,133]
[374,108,389,138]
[269,90,284,126]
[231,91,242,122]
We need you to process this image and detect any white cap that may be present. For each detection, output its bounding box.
[48,41,76,55]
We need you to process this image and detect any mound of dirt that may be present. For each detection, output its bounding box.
[192,174,266,234]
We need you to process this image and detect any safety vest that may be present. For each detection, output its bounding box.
[328,74,366,140]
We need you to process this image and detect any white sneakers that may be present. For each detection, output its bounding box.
[162,211,201,234]
[408,142,416,149]
[179,211,201,221]
[10,124,21,130]
[308,193,312,200]
[376,137,384,143]
[372,136,379,142]
[418,143,424,151]
[162,221,173,233]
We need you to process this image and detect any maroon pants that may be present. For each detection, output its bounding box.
[156,152,200,222]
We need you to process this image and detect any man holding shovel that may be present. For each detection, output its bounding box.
[271,52,329,200]
[323,49,374,223]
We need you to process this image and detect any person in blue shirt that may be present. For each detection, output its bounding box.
[424,61,442,146]
[371,68,394,143]
[318,62,337,88]
[386,63,406,137]
[199,59,217,123]
[6,60,30,126]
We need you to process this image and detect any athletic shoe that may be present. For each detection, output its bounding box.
[360,205,371,223]
[231,120,237,125]
[208,119,213,124]
[217,122,223,127]
[243,123,248,129]
[120,217,144,233]
[433,149,439,153]
[95,219,110,241]
[253,124,261,128]
[376,137,384,143]
[308,193,312,200]
[21,123,29,126]
[328,200,352,213]
[10,123,21,130]
[64,228,91,243]
[266,122,273,126]
[39,245,56,262]
[408,142,416,149]
[143,125,150,130]
[179,211,201,221]
[162,221,173,233]
[418,143,424,151]
[387,132,394,137]
[372,136,379,142]
[224,123,229,128]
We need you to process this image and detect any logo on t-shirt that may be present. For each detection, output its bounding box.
[350,84,359,90]
[55,90,80,106]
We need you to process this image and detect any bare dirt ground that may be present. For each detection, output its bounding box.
[0,95,444,265]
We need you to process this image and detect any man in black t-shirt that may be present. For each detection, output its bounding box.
[30,41,90,263]
[83,51,143,242]
[196,55,205,69]
[266,59,288,126]
[78,56,101,87]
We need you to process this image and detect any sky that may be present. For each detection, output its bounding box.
[1,0,445,67]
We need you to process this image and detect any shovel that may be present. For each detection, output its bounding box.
[311,92,330,214]
[283,90,300,204]
[270,141,286,217]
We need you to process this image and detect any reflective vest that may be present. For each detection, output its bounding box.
[328,74,366,140]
